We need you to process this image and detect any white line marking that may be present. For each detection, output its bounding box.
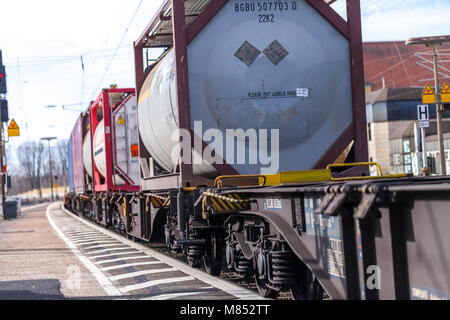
[66,231,100,236]
[68,236,110,242]
[96,255,151,265]
[73,239,113,245]
[140,291,205,300]
[101,261,163,272]
[46,203,122,296]
[66,234,103,238]
[61,205,265,300]
[110,268,177,281]
[83,243,123,250]
[90,251,141,260]
[120,276,196,293]
[86,247,131,255]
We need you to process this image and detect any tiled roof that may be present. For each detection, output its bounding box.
[364,41,450,91]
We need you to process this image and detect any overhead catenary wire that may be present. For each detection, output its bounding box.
[91,0,127,67]
[90,0,144,101]
[80,56,85,108]
[3,50,132,68]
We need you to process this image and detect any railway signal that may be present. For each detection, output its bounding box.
[0,66,6,95]
[0,50,6,95]
[0,50,7,218]
[0,99,8,123]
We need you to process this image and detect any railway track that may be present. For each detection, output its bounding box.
[146,242,294,300]
[50,204,268,300]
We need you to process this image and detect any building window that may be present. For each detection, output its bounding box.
[446,150,450,161]
[404,154,412,165]
[403,140,411,153]
[393,154,401,165]
[368,124,372,141]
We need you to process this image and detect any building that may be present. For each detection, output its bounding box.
[364,41,450,92]
[366,88,450,176]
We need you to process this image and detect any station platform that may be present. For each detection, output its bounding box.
[0,203,262,300]
[0,203,109,299]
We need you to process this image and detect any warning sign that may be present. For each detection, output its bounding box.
[441,82,450,104]
[8,119,20,137]
[116,115,125,125]
[422,83,436,104]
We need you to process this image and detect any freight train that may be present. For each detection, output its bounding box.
[64,0,450,300]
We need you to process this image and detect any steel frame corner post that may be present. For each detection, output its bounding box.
[312,0,368,169]
[133,42,151,162]
[172,0,194,187]
[90,91,113,193]
[134,41,145,98]
[347,0,368,164]
[82,112,92,192]
[102,91,115,192]
[90,96,101,193]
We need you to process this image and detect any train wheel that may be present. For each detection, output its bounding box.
[187,257,202,268]
[254,276,279,299]
[290,271,324,300]
[203,232,223,276]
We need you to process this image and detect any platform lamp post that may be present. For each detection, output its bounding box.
[406,35,450,176]
[41,137,57,202]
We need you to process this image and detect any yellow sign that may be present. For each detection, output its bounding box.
[423,84,436,104]
[442,82,450,104]
[8,119,20,137]
[116,115,125,125]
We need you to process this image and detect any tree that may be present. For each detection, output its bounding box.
[16,141,46,197]
[56,139,69,191]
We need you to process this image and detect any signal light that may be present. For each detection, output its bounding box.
[0,64,6,94]
[0,99,8,123]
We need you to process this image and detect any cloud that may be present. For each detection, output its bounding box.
[361,0,450,41]
[330,0,450,41]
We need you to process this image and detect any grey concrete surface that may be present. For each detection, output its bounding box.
[0,203,108,299]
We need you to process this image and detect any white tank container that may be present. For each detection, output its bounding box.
[92,95,140,186]
[82,131,93,178]
[138,49,216,178]
[138,0,353,176]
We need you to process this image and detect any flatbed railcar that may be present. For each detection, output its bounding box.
[64,0,450,300]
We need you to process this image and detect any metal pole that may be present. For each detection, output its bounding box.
[432,46,446,175]
[414,122,421,174]
[0,120,5,220]
[421,127,427,172]
[48,140,54,202]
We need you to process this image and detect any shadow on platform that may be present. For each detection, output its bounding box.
[0,279,65,300]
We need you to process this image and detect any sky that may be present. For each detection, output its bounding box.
[1,0,449,165]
